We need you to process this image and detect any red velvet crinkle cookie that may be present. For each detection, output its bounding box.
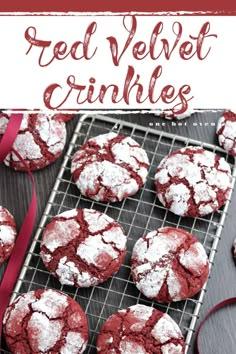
[40,208,127,287]
[217,110,236,156]
[3,288,88,354]
[131,227,209,303]
[155,146,232,217]
[97,304,185,354]
[71,132,149,202]
[0,112,67,171]
[53,113,75,123]
[0,206,17,265]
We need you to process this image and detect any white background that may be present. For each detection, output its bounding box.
[0,14,235,111]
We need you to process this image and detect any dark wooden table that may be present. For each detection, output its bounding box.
[1,111,236,354]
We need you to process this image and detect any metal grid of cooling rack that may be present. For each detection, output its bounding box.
[2,114,236,354]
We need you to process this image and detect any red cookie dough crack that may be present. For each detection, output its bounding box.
[0,206,17,265]
[155,146,232,217]
[3,289,88,354]
[217,110,236,157]
[97,304,185,354]
[131,227,209,303]
[0,112,67,171]
[40,209,127,287]
[71,132,150,202]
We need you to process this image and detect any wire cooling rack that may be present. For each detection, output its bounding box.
[2,114,236,354]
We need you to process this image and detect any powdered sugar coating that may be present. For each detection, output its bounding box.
[155,146,232,217]
[0,206,17,265]
[27,312,64,352]
[217,110,236,156]
[3,289,88,354]
[0,112,67,171]
[97,304,185,353]
[61,332,87,354]
[131,227,209,303]
[52,113,75,123]
[71,132,149,202]
[41,208,127,287]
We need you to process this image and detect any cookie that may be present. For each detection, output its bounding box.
[0,206,17,265]
[0,112,67,171]
[97,304,185,353]
[131,227,209,303]
[40,208,127,287]
[154,146,232,217]
[53,113,75,123]
[71,132,149,202]
[217,110,236,156]
[3,288,88,354]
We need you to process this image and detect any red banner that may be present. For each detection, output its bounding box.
[0,1,236,13]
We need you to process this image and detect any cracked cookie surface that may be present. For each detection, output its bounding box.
[97,304,185,354]
[71,132,149,202]
[131,227,209,303]
[0,206,17,265]
[3,288,88,354]
[0,112,67,171]
[154,146,232,217]
[217,110,236,157]
[40,209,127,287]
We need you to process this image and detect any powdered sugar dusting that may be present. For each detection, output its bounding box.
[41,208,127,288]
[97,304,185,354]
[217,111,236,157]
[166,183,190,216]
[136,266,168,299]
[61,331,87,354]
[42,219,80,252]
[1,112,66,171]
[111,136,149,181]
[167,269,182,301]
[72,132,149,202]
[0,225,15,244]
[59,209,78,219]
[90,132,117,147]
[3,292,36,335]
[131,227,209,302]
[77,234,119,267]
[161,343,184,354]
[36,113,66,155]
[102,227,127,250]
[0,116,8,135]
[0,206,17,264]
[83,209,111,233]
[155,146,232,217]
[179,242,208,274]
[119,339,146,354]
[31,289,68,318]
[11,132,42,161]
[3,289,88,354]
[27,312,63,352]
[77,161,139,202]
[129,305,153,331]
[151,314,182,343]
[56,256,99,287]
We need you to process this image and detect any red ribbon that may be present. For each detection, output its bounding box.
[0,113,37,347]
[196,298,236,352]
